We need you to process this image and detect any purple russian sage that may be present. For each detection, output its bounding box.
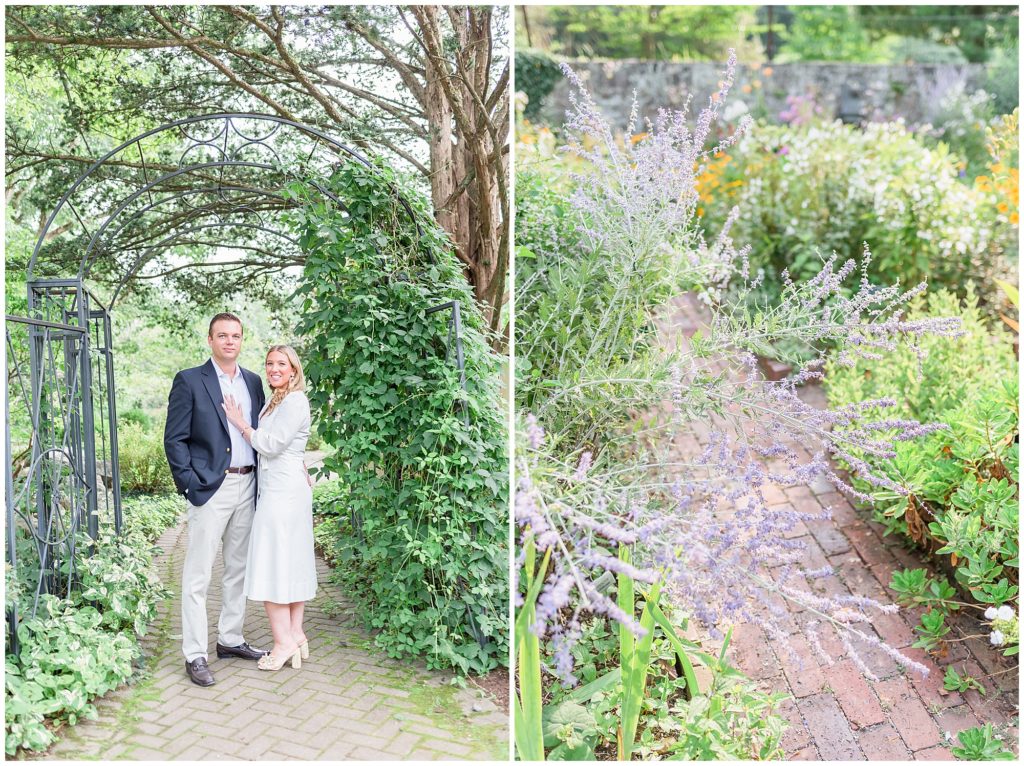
[516,52,961,687]
[560,51,754,299]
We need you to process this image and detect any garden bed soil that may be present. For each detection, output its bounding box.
[470,667,509,714]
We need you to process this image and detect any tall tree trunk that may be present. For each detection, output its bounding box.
[416,6,506,336]
[424,32,457,247]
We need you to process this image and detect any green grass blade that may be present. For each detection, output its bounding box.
[995,278,1019,308]
[514,542,553,642]
[648,601,700,699]
[617,545,636,665]
[515,539,550,761]
[718,625,733,664]
[514,692,540,761]
[618,581,661,760]
[567,667,622,703]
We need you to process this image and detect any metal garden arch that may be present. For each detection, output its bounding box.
[6,113,473,653]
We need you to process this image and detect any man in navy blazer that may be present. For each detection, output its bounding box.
[164,312,268,686]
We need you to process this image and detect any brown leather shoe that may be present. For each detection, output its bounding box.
[216,641,269,661]
[185,657,215,686]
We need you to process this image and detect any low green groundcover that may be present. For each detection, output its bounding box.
[827,288,1019,647]
[5,493,179,755]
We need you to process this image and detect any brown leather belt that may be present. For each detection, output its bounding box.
[225,466,255,475]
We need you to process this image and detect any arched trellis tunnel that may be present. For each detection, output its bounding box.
[5,113,475,654]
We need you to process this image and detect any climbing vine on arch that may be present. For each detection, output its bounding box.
[288,161,508,673]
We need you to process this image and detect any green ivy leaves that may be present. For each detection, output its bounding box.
[290,160,508,674]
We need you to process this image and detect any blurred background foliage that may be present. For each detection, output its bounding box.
[516,5,1019,65]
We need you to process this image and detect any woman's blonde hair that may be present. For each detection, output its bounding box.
[263,344,305,416]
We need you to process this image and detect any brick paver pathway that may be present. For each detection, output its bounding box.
[42,511,508,761]
[661,294,1019,761]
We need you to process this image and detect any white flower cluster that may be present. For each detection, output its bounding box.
[985,604,1016,621]
[720,119,1007,292]
[984,604,1017,646]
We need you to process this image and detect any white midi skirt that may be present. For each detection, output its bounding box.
[244,470,318,602]
[243,395,318,603]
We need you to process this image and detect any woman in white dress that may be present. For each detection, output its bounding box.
[222,344,317,671]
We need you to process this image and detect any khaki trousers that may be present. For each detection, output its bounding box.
[180,472,255,662]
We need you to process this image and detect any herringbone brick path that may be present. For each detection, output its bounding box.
[663,294,1019,761]
[42,514,507,761]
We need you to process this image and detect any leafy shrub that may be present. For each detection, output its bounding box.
[827,287,1015,421]
[6,598,139,755]
[975,110,1019,249]
[515,144,701,448]
[119,493,183,542]
[5,524,171,756]
[305,419,323,451]
[311,478,351,560]
[289,161,508,674]
[119,407,152,430]
[117,421,175,494]
[534,604,786,760]
[74,529,172,634]
[118,407,150,430]
[888,36,968,64]
[925,85,999,178]
[986,43,1020,116]
[312,477,350,516]
[827,288,1019,644]
[699,120,1014,311]
[515,48,562,121]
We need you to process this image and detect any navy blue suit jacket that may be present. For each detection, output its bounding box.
[163,359,265,507]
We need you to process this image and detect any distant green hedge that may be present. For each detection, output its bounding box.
[118,421,175,494]
[516,48,562,120]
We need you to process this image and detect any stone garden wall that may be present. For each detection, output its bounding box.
[540,61,989,128]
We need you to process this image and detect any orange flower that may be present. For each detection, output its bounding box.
[763,66,774,77]
[741,84,752,94]
[630,132,648,145]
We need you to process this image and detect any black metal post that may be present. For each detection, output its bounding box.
[425,300,470,428]
[424,299,486,650]
[5,341,20,655]
[76,288,99,542]
[100,311,123,533]
[25,285,52,597]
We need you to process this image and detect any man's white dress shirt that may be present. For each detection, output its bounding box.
[213,359,256,468]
